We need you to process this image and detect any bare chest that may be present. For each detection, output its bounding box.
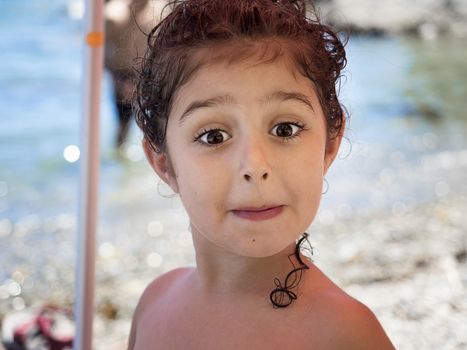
[133,301,314,350]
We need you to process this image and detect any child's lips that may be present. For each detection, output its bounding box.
[231,205,284,221]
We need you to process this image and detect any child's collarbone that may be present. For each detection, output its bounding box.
[144,293,315,349]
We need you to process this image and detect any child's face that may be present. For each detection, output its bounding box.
[146,55,341,258]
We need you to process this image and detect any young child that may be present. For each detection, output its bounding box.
[130,0,396,348]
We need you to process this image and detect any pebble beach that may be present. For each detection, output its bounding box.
[2,188,466,349]
[94,193,467,350]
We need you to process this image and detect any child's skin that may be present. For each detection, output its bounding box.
[128,48,395,349]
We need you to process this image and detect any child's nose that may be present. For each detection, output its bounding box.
[239,134,272,182]
[243,170,268,182]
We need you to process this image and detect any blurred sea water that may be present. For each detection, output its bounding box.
[0,0,467,341]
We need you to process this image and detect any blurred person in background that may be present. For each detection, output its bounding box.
[104,0,166,148]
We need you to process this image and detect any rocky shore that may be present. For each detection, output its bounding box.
[87,194,467,349]
[316,0,467,39]
[94,194,467,349]
[2,193,466,349]
[312,195,467,350]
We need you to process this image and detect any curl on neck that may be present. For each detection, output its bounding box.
[270,233,313,308]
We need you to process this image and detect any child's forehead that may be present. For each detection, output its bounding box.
[170,42,322,121]
[195,39,301,73]
[182,39,311,89]
[168,38,322,119]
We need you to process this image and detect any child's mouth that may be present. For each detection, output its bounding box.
[231,205,284,221]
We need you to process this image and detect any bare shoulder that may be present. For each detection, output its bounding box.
[321,294,395,350]
[136,267,194,310]
[127,267,194,350]
[303,263,395,350]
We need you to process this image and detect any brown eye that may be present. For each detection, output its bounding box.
[271,122,302,138]
[197,129,231,145]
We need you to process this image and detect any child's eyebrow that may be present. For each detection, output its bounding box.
[264,91,315,112]
[178,90,315,124]
[178,94,235,124]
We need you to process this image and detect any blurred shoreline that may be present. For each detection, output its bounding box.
[316,0,467,39]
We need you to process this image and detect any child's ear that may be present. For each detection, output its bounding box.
[324,117,346,174]
[142,138,179,193]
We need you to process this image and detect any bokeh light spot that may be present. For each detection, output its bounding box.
[7,280,21,297]
[146,252,163,268]
[98,242,116,259]
[147,221,163,237]
[63,145,80,163]
[125,144,144,162]
[12,297,25,311]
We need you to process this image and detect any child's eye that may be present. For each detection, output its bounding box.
[194,128,232,146]
[270,122,305,139]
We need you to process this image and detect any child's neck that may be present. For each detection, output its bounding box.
[192,234,299,298]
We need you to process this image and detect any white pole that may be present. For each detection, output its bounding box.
[74,0,104,349]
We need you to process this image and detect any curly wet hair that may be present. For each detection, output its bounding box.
[134,0,347,153]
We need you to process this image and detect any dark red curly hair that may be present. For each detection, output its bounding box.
[135,0,347,153]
